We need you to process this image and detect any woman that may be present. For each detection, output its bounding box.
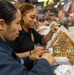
[0,0,55,75]
[8,3,58,59]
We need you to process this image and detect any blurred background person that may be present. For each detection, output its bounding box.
[57,10,69,29]
[68,12,74,27]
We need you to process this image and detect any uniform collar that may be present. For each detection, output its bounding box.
[20,28,33,35]
[0,38,13,53]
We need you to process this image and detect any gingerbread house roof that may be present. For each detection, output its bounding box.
[50,31,74,47]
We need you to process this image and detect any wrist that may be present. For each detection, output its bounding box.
[29,50,31,55]
[50,30,54,34]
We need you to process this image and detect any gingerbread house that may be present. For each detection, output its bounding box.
[50,31,74,62]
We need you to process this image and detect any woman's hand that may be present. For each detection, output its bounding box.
[31,46,44,55]
[29,47,49,61]
[41,53,55,64]
[50,21,59,33]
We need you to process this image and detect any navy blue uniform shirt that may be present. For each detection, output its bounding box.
[0,38,54,75]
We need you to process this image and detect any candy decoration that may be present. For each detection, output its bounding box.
[43,0,48,8]
[43,0,54,8]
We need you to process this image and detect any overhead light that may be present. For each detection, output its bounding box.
[61,2,64,5]
[34,5,36,7]
[11,1,15,4]
[54,5,58,8]
[38,0,45,2]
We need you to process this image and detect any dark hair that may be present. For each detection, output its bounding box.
[0,0,18,25]
[49,13,55,16]
[18,3,34,15]
[25,0,30,3]
[59,10,66,15]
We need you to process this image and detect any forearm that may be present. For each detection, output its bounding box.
[30,58,54,75]
[42,30,53,44]
[16,51,30,58]
[23,56,34,71]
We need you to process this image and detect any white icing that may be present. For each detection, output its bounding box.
[54,64,74,75]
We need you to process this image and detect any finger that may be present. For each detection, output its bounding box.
[43,50,49,53]
[38,47,44,50]
[35,47,44,50]
[36,51,43,56]
[35,56,40,60]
